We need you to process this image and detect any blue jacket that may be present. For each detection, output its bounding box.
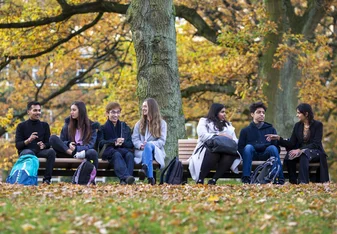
[238,121,279,156]
[60,117,100,152]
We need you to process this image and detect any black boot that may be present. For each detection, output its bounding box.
[207,178,216,185]
[148,177,156,185]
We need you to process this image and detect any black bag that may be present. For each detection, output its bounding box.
[72,160,97,185]
[204,136,238,155]
[160,157,184,185]
[250,157,280,184]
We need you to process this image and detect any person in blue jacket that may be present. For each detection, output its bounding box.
[238,102,284,184]
[50,101,99,169]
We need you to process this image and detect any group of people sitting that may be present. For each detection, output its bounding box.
[189,102,329,185]
[15,99,329,186]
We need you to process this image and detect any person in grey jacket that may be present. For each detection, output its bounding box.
[188,103,241,184]
[132,98,167,185]
[50,101,99,170]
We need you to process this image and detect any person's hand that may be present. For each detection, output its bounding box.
[289,149,302,159]
[115,138,124,146]
[140,141,147,150]
[265,134,280,142]
[69,142,76,151]
[37,141,45,149]
[27,132,39,143]
[218,133,232,139]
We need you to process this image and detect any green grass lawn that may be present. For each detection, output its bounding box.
[0,182,336,233]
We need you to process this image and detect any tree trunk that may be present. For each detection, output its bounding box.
[261,0,329,137]
[127,0,185,160]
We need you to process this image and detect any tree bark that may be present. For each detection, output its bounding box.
[127,0,185,160]
[261,0,330,137]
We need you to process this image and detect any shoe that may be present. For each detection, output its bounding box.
[138,164,148,181]
[196,179,204,184]
[148,177,156,185]
[241,176,250,184]
[125,176,135,185]
[120,180,127,185]
[42,179,51,185]
[74,150,86,159]
[273,178,285,185]
[207,178,217,185]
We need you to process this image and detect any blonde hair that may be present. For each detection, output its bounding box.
[140,98,162,138]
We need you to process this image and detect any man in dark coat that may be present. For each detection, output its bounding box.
[238,102,284,184]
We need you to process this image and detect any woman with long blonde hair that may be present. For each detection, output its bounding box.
[132,98,167,185]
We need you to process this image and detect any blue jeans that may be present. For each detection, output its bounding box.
[142,143,155,178]
[242,144,284,180]
[103,146,134,180]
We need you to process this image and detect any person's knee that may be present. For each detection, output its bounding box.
[125,152,134,160]
[47,149,56,158]
[20,149,35,156]
[49,135,58,144]
[243,144,254,158]
[112,151,123,160]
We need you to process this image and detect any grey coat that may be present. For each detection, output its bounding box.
[132,119,167,169]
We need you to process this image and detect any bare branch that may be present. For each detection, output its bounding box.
[181,83,235,98]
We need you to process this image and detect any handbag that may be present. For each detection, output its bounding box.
[204,136,238,155]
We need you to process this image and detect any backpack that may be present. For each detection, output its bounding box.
[72,160,97,185]
[250,156,280,184]
[160,157,184,185]
[6,154,39,186]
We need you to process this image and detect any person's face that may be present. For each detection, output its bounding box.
[251,107,265,123]
[27,105,41,121]
[70,105,79,120]
[108,108,121,124]
[217,108,226,122]
[296,109,307,122]
[142,101,148,116]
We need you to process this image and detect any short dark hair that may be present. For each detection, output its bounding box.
[27,101,41,110]
[249,102,267,113]
[297,103,314,123]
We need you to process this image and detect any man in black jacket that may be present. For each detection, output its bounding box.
[97,102,135,185]
[238,102,284,184]
[15,101,56,184]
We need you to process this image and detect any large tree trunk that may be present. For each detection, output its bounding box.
[127,0,186,160]
[261,0,330,137]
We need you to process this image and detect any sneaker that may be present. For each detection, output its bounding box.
[207,178,217,185]
[148,177,156,185]
[241,176,250,184]
[74,150,86,159]
[125,176,135,185]
[42,179,51,185]
[196,179,204,184]
[138,164,148,181]
[273,178,285,185]
[120,180,127,185]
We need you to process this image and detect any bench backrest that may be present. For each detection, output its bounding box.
[178,139,287,162]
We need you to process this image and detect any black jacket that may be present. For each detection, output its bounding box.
[279,120,326,154]
[15,119,51,154]
[97,120,133,151]
[279,119,329,182]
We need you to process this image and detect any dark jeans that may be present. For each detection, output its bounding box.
[198,148,236,181]
[20,148,56,181]
[285,150,321,184]
[49,135,98,169]
[242,144,284,180]
[102,146,134,180]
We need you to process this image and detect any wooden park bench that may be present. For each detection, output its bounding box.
[178,139,321,182]
[38,158,160,178]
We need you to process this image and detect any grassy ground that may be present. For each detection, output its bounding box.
[0,182,336,234]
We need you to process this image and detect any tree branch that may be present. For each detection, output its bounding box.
[175,5,218,44]
[181,83,235,98]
